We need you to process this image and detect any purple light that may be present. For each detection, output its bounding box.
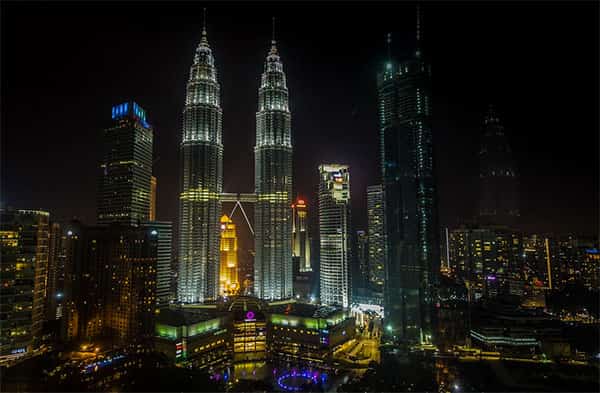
[486,275,496,281]
[246,311,255,320]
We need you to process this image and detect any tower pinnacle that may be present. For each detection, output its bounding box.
[270,17,278,55]
[200,8,209,47]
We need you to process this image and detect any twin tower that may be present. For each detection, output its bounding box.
[178,22,293,303]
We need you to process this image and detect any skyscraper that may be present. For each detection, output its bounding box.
[254,27,293,300]
[219,215,240,296]
[147,221,173,308]
[0,208,49,356]
[98,101,153,226]
[178,22,223,303]
[356,230,369,289]
[367,185,385,291]
[479,105,519,226]
[318,164,352,308]
[378,7,440,342]
[292,197,312,272]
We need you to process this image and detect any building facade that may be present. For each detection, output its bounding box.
[178,26,223,303]
[366,185,385,292]
[377,16,440,342]
[98,102,153,226]
[0,209,49,356]
[292,198,312,272]
[318,164,352,308]
[479,105,519,226]
[219,215,240,296]
[254,37,293,300]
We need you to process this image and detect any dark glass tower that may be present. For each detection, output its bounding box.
[378,8,440,343]
[254,33,293,300]
[479,105,519,226]
[97,102,153,226]
[178,25,223,303]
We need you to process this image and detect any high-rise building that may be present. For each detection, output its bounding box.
[254,32,293,300]
[292,197,311,272]
[98,101,153,226]
[377,8,440,342]
[147,221,173,308]
[62,223,159,343]
[149,175,157,221]
[448,226,523,299]
[47,222,66,321]
[0,208,49,356]
[356,230,369,289]
[367,185,385,291]
[479,105,519,226]
[219,215,239,296]
[318,164,352,308]
[178,24,223,303]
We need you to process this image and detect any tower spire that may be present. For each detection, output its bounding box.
[200,8,208,46]
[387,32,392,62]
[270,16,278,55]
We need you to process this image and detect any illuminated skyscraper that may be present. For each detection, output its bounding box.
[367,185,385,291]
[479,105,519,226]
[378,7,440,342]
[254,26,293,300]
[219,215,240,296]
[318,164,352,308]
[292,197,311,272]
[98,101,153,226]
[178,22,223,303]
[0,208,49,356]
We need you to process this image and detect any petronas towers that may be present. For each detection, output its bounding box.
[178,20,292,303]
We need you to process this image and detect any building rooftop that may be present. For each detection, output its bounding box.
[156,308,220,327]
[268,302,343,319]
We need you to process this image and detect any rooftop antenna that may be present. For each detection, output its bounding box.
[270,16,278,54]
[200,7,208,46]
[387,32,392,62]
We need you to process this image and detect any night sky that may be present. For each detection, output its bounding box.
[2,2,598,252]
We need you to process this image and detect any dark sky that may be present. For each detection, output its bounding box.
[2,2,598,249]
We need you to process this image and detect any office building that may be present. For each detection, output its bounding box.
[318,164,352,308]
[479,105,519,226]
[254,33,293,300]
[98,101,153,226]
[0,208,49,356]
[367,185,385,291]
[178,24,223,303]
[448,226,523,299]
[219,215,240,296]
[356,230,369,290]
[292,197,311,272]
[377,9,440,342]
[62,223,159,343]
[47,222,66,321]
[147,221,173,308]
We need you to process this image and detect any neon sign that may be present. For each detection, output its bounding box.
[245,311,255,320]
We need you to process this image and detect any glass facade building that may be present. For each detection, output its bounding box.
[377,18,440,342]
[98,102,153,226]
[254,38,293,300]
[318,164,352,308]
[479,105,519,226]
[178,27,223,303]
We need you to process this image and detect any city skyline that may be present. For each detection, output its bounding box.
[3,3,598,243]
